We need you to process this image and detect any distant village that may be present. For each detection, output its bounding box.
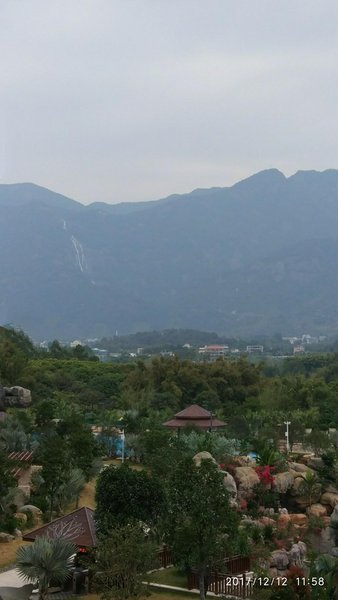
[38,332,330,362]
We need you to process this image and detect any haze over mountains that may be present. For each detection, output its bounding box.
[1,169,338,340]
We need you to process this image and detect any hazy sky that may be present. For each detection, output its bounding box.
[1,1,338,204]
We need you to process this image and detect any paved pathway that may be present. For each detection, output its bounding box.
[0,568,26,587]
[0,568,33,600]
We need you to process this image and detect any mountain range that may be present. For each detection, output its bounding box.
[2,169,338,340]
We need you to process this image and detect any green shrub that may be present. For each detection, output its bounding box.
[263,523,275,541]
[0,513,19,534]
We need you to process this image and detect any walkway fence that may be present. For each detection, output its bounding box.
[157,549,254,598]
[158,546,173,568]
[223,556,251,575]
[188,569,254,598]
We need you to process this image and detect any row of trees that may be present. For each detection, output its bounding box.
[94,459,238,600]
[3,326,338,431]
[0,409,102,529]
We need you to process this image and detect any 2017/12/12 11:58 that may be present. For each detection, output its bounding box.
[226,576,325,587]
[251,576,325,587]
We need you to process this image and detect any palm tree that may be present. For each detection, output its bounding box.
[299,470,321,507]
[16,537,77,600]
[311,554,338,599]
[56,467,86,511]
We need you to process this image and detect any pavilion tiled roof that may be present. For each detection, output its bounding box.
[174,404,213,419]
[163,404,226,429]
[23,507,97,548]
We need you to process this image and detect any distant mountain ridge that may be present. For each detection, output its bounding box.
[2,169,338,340]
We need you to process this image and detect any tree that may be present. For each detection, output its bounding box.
[37,433,71,519]
[55,468,86,512]
[35,399,58,428]
[0,448,16,529]
[311,554,338,599]
[16,537,77,600]
[305,430,331,455]
[0,416,28,452]
[49,340,69,359]
[0,338,27,384]
[139,427,186,479]
[95,464,165,535]
[57,415,101,480]
[165,457,239,600]
[93,524,158,600]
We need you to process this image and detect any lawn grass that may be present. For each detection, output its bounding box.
[0,539,29,568]
[77,478,97,509]
[79,591,195,600]
[78,569,192,600]
[149,590,196,600]
[148,568,188,589]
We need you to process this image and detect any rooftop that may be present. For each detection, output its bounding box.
[23,506,97,548]
[163,404,226,429]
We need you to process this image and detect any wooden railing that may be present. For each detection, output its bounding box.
[188,570,254,598]
[158,546,173,568]
[223,555,251,574]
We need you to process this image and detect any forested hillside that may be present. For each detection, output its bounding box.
[2,328,338,436]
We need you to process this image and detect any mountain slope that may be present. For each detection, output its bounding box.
[1,169,338,339]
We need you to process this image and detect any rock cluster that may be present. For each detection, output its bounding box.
[193,451,338,559]
[0,385,31,410]
[268,541,307,576]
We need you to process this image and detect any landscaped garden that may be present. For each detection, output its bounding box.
[1,327,338,598]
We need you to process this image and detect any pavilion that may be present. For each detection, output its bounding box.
[163,404,226,431]
[23,506,97,550]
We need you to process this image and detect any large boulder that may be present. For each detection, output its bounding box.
[19,505,42,515]
[14,529,22,539]
[233,456,255,467]
[222,471,237,499]
[277,513,291,530]
[290,476,306,495]
[307,504,327,518]
[289,513,308,527]
[288,542,306,566]
[306,458,324,471]
[19,505,42,526]
[193,452,217,467]
[270,550,290,570]
[2,386,31,408]
[321,493,338,509]
[14,512,28,524]
[297,541,307,560]
[330,504,338,525]
[289,542,306,566]
[289,462,310,473]
[234,466,260,499]
[259,516,276,527]
[274,472,294,493]
[0,532,15,543]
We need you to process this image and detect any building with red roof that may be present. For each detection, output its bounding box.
[163,404,226,431]
[23,507,97,549]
